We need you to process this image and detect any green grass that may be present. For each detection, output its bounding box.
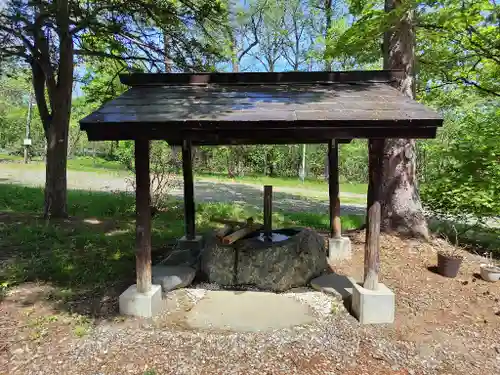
[0,183,363,301]
[66,156,128,174]
[0,153,23,162]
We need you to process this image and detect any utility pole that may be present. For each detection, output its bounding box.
[24,88,33,164]
[299,144,306,182]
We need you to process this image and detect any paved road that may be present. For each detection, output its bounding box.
[0,164,366,216]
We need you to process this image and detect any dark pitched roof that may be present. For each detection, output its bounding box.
[80,71,443,145]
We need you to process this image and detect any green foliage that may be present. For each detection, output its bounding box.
[421,100,500,222]
[418,0,499,96]
[81,60,129,106]
[327,0,388,66]
[192,143,369,183]
[0,67,45,155]
[333,0,499,95]
[67,157,127,174]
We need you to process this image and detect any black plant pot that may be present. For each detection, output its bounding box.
[437,252,463,278]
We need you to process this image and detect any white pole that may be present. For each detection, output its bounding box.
[24,88,33,164]
[299,144,306,182]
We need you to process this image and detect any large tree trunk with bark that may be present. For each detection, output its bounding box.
[35,0,74,219]
[380,0,429,239]
[44,108,69,218]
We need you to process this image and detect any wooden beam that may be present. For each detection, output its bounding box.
[82,124,439,143]
[182,139,195,240]
[135,139,151,293]
[328,140,341,238]
[215,224,233,239]
[263,185,273,241]
[364,139,384,290]
[119,70,398,86]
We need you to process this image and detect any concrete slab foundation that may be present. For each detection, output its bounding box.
[186,290,315,332]
[328,236,352,261]
[119,284,163,318]
[349,277,395,324]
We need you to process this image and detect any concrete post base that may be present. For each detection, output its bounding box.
[348,277,395,324]
[119,284,163,318]
[328,236,352,261]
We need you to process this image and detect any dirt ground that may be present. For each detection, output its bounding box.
[1,232,499,375]
[335,232,500,373]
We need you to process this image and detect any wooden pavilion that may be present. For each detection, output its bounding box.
[80,70,443,314]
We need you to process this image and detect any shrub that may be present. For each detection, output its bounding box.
[421,104,500,224]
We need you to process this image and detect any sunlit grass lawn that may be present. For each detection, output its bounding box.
[0,184,364,297]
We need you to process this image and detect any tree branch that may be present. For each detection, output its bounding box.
[74,49,153,62]
[31,60,51,135]
[238,10,263,62]
[454,77,499,97]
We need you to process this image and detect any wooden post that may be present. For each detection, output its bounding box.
[135,139,151,293]
[328,139,341,238]
[182,139,195,240]
[263,185,273,241]
[364,139,384,290]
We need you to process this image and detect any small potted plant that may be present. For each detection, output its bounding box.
[437,248,463,278]
[480,252,500,282]
[436,229,463,278]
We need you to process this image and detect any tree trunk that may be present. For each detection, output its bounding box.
[44,109,69,218]
[380,0,429,239]
[42,0,73,219]
[324,0,333,71]
[229,0,239,73]
[163,30,173,73]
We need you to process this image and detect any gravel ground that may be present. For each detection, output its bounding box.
[2,233,499,375]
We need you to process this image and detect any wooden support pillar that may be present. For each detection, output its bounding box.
[182,139,195,240]
[135,139,151,293]
[364,139,384,290]
[328,139,341,238]
[263,185,273,241]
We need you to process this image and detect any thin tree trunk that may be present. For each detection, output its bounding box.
[324,0,333,71]
[229,0,239,73]
[163,31,173,73]
[380,0,429,239]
